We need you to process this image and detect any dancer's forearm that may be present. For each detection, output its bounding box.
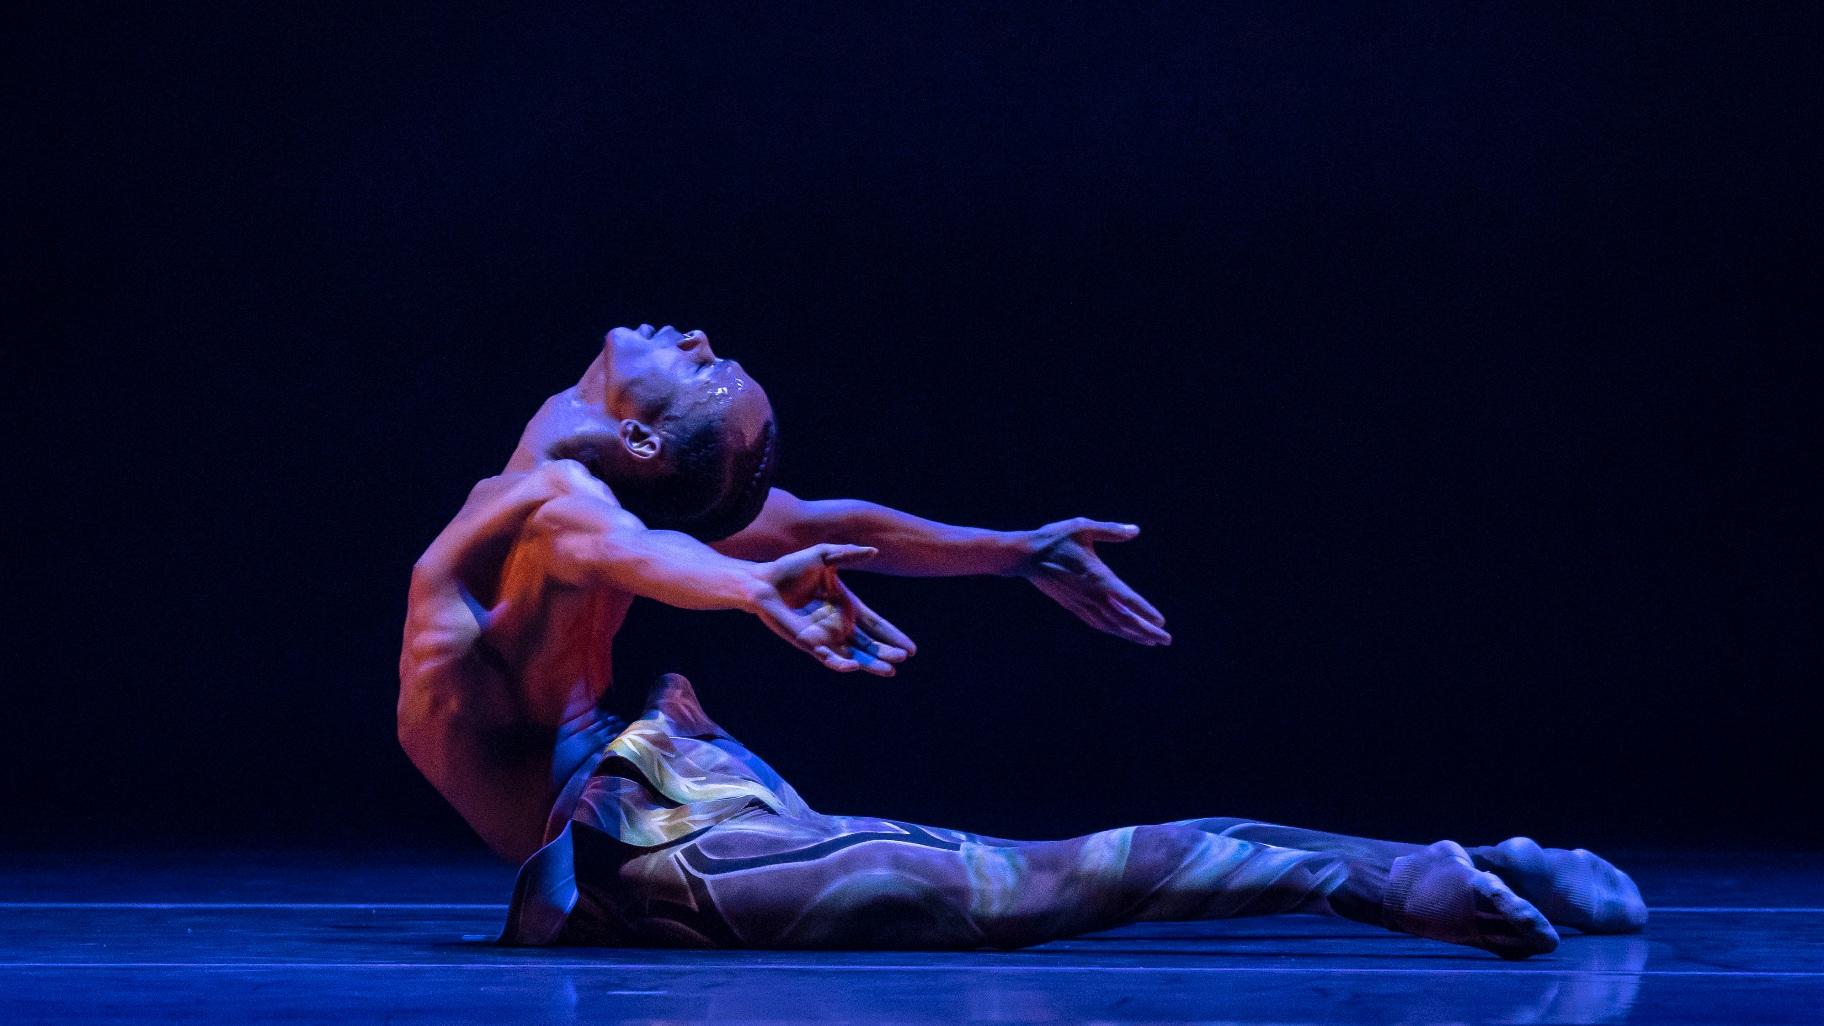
[805,499,1031,576]
[720,489,1031,577]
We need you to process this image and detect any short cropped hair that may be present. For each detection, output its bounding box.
[607,412,778,542]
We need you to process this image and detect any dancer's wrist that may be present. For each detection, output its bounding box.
[993,529,1045,577]
[737,567,778,615]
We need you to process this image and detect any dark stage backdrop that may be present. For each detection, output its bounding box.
[9,4,1819,854]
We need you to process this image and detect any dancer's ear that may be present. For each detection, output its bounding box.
[618,419,662,461]
[547,421,662,473]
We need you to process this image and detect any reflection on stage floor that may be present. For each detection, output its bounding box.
[2,850,1817,1024]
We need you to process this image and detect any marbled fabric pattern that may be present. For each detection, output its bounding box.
[502,674,1350,950]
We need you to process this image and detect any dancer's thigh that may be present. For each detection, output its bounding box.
[620,809,1006,949]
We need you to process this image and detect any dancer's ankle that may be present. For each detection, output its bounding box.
[1325,857,1391,927]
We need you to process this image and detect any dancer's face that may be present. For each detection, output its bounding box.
[603,324,773,453]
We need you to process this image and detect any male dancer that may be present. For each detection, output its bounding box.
[399,325,1645,957]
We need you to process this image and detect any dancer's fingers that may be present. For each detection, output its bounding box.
[1067,589,1157,645]
[1101,572,1166,626]
[849,629,909,664]
[861,614,916,657]
[848,639,898,677]
[1091,609,1150,645]
[1061,592,1126,639]
[1034,576,1133,639]
[775,543,875,576]
[756,598,847,662]
[812,644,862,673]
[1034,572,1164,644]
[1108,599,1172,645]
[815,544,879,568]
[1078,520,1142,544]
[838,581,917,656]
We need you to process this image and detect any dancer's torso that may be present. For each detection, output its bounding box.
[429,521,636,863]
[419,417,657,861]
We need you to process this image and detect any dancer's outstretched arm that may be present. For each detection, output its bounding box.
[504,388,1166,646]
[521,467,916,674]
[714,489,1171,646]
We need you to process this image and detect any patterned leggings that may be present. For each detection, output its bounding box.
[563,809,1373,949]
[502,675,1381,950]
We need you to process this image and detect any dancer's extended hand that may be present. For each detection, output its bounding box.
[752,544,917,676]
[1018,518,1170,646]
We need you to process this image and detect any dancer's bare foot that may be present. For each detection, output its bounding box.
[1470,837,1648,934]
[1384,841,1560,960]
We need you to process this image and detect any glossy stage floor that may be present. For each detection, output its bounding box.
[1,850,1817,1024]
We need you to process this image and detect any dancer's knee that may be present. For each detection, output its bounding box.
[976,824,1230,941]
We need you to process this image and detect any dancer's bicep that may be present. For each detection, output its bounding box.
[528,496,771,612]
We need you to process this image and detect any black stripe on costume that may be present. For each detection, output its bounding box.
[669,859,745,948]
[678,823,964,876]
[570,821,745,948]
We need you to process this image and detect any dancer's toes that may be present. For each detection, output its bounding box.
[1384,840,1560,959]
[1469,866,1561,960]
[1472,836,1648,934]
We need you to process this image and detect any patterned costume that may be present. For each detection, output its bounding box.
[502,673,1359,949]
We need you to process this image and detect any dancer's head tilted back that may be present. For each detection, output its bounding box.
[559,324,777,541]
